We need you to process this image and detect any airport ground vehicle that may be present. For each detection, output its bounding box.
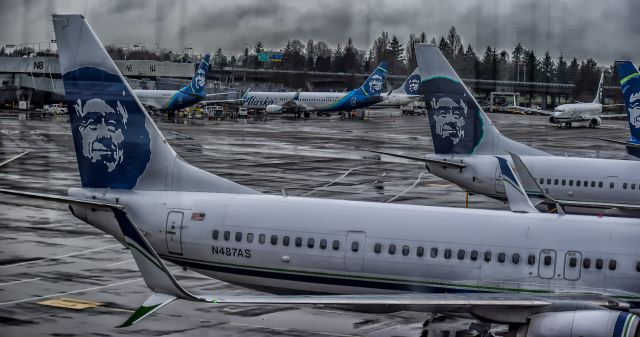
[41,103,67,115]
[205,105,226,120]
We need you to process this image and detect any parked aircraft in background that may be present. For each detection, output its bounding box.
[513,72,624,128]
[372,68,422,108]
[2,15,638,335]
[369,44,640,215]
[241,63,388,117]
[133,54,215,112]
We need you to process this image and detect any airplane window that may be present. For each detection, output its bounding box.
[235,232,242,242]
[470,250,478,261]
[636,262,640,272]
[598,182,603,188]
[374,243,382,254]
[332,240,340,250]
[270,235,278,245]
[484,251,492,262]
[569,180,573,186]
[544,255,552,266]
[609,260,617,271]
[307,238,315,248]
[569,257,577,268]
[554,179,558,185]
[538,178,544,184]
[512,253,520,264]
[320,239,327,249]
[576,180,580,187]
[351,241,359,252]
[457,250,465,260]
[547,179,551,185]
[562,179,566,186]
[583,258,591,269]
[527,254,535,265]
[402,245,410,256]
[444,249,452,259]
[633,184,637,190]
[212,230,219,240]
[623,183,628,189]
[591,181,595,187]
[596,258,603,269]
[498,252,506,263]
[388,244,396,255]
[295,237,302,247]
[283,236,290,246]
[430,247,438,258]
[247,233,254,243]
[224,231,231,241]
[417,247,424,257]
[610,182,615,189]
[583,180,587,187]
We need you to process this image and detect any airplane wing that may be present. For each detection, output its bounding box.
[599,113,627,119]
[365,149,467,169]
[509,106,554,115]
[199,99,245,105]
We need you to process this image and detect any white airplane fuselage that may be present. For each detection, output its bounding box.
[69,188,640,302]
[243,91,382,113]
[551,103,602,125]
[373,93,421,108]
[426,154,640,207]
[133,89,203,111]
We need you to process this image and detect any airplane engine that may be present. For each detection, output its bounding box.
[265,104,284,114]
[549,116,556,124]
[589,116,602,128]
[520,311,639,337]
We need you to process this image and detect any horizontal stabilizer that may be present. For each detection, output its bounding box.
[0,188,123,210]
[365,149,466,168]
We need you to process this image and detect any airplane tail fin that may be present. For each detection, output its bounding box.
[359,62,388,96]
[615,61,640,146]
[180,54,210,96]
[53,14,255,193]
[593,71,604,104]
[391,68,421,95]
[415,44,547,156]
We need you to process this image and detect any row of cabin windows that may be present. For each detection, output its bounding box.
[537,178,624,189]
[212,230,340,250]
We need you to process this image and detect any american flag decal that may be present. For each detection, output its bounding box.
[191,212,205,221]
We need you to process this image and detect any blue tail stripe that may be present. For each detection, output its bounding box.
[616,61,640,144]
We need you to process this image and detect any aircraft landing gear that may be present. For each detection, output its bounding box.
[304,111,311,118]
[564,122,572,128]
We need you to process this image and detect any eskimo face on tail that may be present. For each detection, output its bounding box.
[194,68,206,89]
[405,74,421,95]
[368,74,383,93]
[431,97,467,144]
[422,77,484,154]
[74,98,127,172]
[629,92,640,128]
[63,67,151,189]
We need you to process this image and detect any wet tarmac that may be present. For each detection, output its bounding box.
[0,109,634,336]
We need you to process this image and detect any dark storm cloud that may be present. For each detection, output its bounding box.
[0,0,638,63]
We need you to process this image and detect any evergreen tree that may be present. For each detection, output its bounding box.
[343,38,359,73]
[540,52,555,83]
[556,54,568,83]
[567,57,579,83]
[388,35,404,73]
[481,46,498,80]
[438,37,453,62]
[462,44,479,79]
[213,48,228,68]
[306,39,315,70]
[446,26,463,60]
[253,41,264,68]
[511,43,525,81]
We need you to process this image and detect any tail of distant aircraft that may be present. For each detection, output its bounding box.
[53,14,255,194]
[391,68,421,95]
[615,61,640,145]
[415,44,547,156]
[180,54,210,96]
[593,71,604,104]
[359,62,388,96]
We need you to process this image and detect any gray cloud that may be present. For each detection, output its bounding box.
[0,0,637,64]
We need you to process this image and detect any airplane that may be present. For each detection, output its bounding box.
[371,68,422,108]
[132,54,217,112]
[512,71,625,128]
[1,15,638,335]
[241,63,388,118]
[368,44,640,215]
[593,61,640,159]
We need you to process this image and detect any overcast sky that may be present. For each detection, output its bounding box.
[1,0,638,64]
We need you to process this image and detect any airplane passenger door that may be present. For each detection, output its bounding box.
[166,211,184,255]
[345,231,366,273]
[563,251,582,281]
[538,249,557,279]
[495,167,505,194]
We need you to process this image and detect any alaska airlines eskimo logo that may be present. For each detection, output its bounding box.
[430,97,468,144]
[63,67,151,189]
[629,91,640,128]
[368,74,383,94]
[194,68,206,89]
[405,74,421,95]
[74,98,127,172]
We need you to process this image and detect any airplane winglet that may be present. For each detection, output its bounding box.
[118,293,176,328]
[110,208,203,326]
[507,152,565,215]
[495,156,539,213]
